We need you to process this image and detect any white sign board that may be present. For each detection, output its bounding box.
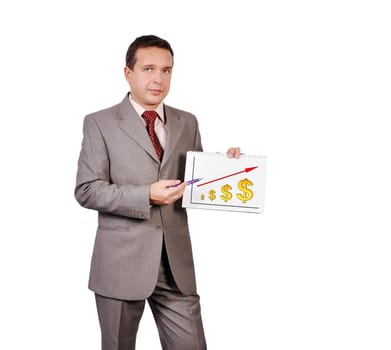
[182,152,267,213]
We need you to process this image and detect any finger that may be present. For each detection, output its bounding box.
[227,147,240,158]
[227,147,235,158]
[168,182,186,195]
[175,182,187,192]
[160,179,181,187]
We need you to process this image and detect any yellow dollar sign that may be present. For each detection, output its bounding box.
[220,184,232,202]
[208,189,216,201]
[236,178,254,203]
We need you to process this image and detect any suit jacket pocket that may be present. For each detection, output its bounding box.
[98,212,134,230]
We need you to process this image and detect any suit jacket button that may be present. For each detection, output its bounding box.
[155,225,162,231]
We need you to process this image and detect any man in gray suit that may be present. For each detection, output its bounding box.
[75,35,240,350]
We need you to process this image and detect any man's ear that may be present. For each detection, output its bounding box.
[124,66,132,84]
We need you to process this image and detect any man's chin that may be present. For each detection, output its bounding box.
[146,95,165,105]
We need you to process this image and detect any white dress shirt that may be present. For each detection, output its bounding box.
[129,95,167,150]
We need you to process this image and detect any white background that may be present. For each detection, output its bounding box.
[1,0,390,349]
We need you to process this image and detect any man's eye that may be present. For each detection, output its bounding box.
[144,67,153,72]
[163,69,171,74]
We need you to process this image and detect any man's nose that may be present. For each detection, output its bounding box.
[153,71,163,84]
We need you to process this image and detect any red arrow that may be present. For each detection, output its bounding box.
[197,166,258,187]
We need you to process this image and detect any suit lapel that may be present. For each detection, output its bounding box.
[116,95,160,163]
[161,105,184,168]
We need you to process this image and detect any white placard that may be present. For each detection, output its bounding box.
[182,152,267,213]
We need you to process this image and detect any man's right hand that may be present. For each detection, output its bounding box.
[149,179,187,205]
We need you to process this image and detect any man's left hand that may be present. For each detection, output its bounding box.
[227,147,241,159]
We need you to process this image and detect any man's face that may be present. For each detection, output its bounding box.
[124,47,173,110]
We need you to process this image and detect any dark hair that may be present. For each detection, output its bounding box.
[125,35,174,70]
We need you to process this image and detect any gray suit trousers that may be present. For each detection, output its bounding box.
[95,248,207,350]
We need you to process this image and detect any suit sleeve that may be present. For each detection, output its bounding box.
[74,115,151,219]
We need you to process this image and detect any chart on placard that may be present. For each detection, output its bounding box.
[182,152,267,213]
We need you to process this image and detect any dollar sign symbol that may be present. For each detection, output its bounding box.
[208,189,216,201]
[220,184,232,202]
[236,178,254,203]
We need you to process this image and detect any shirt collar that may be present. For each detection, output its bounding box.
[129,94,165,123]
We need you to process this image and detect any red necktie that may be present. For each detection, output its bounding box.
[142,110,163,160]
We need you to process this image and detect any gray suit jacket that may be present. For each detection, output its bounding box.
[75,94,203,300]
